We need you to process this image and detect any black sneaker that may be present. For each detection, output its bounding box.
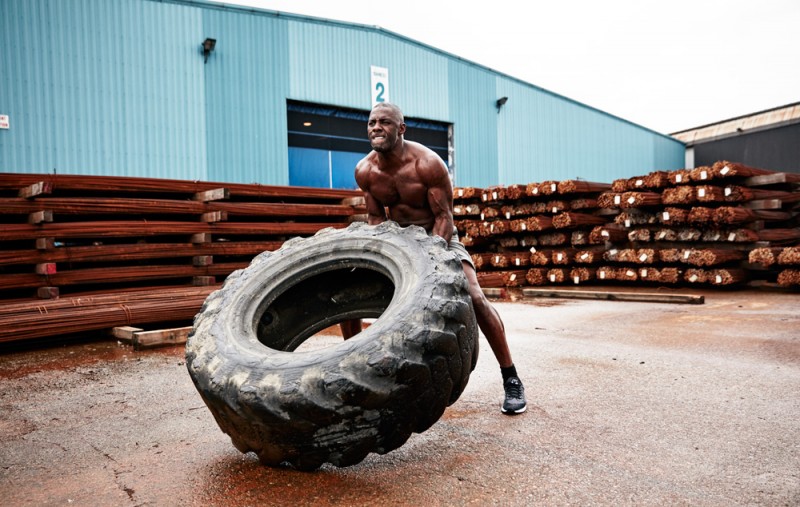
[501,376,527,415]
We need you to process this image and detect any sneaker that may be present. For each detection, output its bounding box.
[501,376,527,415]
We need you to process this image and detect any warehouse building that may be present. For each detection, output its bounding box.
[671,102,800,174]
[0,0,685,189]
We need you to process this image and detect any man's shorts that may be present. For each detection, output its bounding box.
[449,228,475,270]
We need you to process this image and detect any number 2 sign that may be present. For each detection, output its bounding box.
[371,66,389,107]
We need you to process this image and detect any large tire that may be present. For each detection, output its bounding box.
[186,221,479,470]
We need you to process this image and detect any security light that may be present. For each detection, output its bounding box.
[202,38,216,63]
[496,96,508,111]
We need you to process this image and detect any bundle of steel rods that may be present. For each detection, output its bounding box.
[0,173,365,342]
[454,160,799,290]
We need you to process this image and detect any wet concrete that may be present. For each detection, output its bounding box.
[1,289,799,506]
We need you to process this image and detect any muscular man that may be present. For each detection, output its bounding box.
[349,102,527,415]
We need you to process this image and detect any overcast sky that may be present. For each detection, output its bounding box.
[209,0,800,135]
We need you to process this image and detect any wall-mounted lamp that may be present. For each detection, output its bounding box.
[202,38,216,64]
[496,96,508,112]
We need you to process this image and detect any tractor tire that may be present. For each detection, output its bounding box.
[186,221,478,470]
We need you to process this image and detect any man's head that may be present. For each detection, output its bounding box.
[368,103,406,153]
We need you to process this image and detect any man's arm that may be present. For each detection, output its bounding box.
[421,156,455,243]
[363,192,388,225]
[355,159,388,225]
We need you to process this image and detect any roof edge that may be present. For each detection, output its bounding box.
[671,102,800,145]
[160,0,681,143]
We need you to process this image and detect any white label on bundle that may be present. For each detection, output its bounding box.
[658,231,666,239]
[721,165,730,175]
[639,253,648,262]
[482,194,488,201]
[711,233,720,241]
[510,274,517,281]
[601,230,610,237]
[625,219,631,228]
[494,255,501,263]
[458,189,464,197]
[492,191,498,199]
[690,274,698,282]
[724,187,732,196]
[550,274,556,282]
[521,239,527,247]
[614,195,621,205]
[490,223,495,232]
[600,271,606,279]
[551,183,557,192]
[505,212,511,219]
[684,250,691,259]
[529,246,537,253]
[701,170,708,179]
[627,196,636,205]
[521,223,527,231]
[515,258,520,266]
[573,276,580,284]
[581,253,589,260]
[626,270,635,277]
[698,188,706,197]
[454,206,462,214]
[663,211,670,221]
[641,269,648,277]
[531,187,538,195]
[480,213,485,220]
[552,207,558,214]
[636,179,643,187]
[609,249,618,255]
[676,174,683,183]
[556,253,563,261]
[728,232,736,241]
[716,275,722,283]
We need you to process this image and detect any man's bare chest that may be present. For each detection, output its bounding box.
[370,169,427,206]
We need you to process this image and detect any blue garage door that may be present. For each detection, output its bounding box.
[288,147,364,190]
[288,101,449,190]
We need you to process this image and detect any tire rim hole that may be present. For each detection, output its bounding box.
[255,266,394,351]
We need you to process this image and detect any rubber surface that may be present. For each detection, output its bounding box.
[185,221,478,470]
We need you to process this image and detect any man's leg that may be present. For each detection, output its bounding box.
[461,261,527,414]
[340,319,362,339]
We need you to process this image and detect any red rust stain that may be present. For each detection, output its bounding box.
[0,340,181,380]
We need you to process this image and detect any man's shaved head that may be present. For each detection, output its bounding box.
[372,102,404,124]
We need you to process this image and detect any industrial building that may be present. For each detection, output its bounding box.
[672,102,800,174]
[0,0,685,189]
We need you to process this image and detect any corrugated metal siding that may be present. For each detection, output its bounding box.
[202,9,290,184]
[287,20,449,121]
[495,77,683,184]
[0,0,685,186]
[447,61,499,188]
[0,0,206,180]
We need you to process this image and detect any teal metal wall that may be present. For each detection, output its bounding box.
[0,0,684,186]
[0,0,207,180]
[202,8,290,184]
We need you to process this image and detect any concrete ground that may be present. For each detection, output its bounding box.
[1,288,798,506]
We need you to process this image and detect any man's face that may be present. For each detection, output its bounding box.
[367,107,405,153]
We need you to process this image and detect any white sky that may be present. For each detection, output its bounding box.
[209,0,800,135]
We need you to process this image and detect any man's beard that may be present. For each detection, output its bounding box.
[371,142,390,153]
[371,139,391,153]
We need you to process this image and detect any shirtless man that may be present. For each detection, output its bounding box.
[349,102,527,415]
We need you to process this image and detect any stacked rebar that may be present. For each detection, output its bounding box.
[0,173,364,342]
[455,161,799,289]
[455,179,617,287]
[596,161,799,287]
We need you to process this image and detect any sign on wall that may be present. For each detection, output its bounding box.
[0,115,9,129]
[370,66,389,107]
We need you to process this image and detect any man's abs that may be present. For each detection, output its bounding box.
[387,205,435,231]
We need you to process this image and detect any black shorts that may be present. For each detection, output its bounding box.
[448,228,475,270]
